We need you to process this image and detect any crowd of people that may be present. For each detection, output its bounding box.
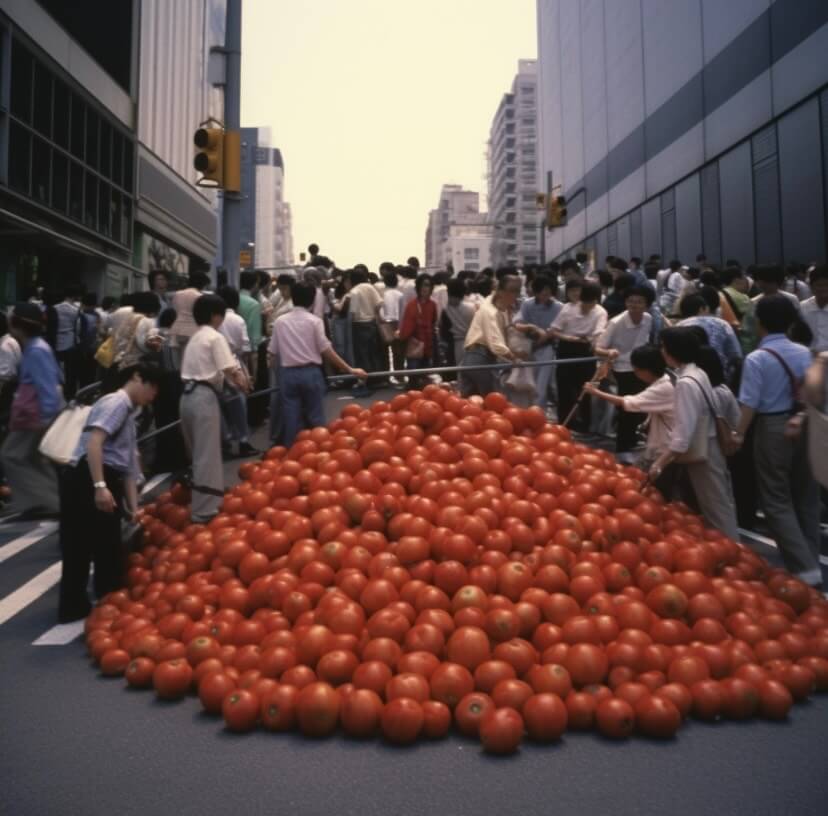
[0,245,826,621]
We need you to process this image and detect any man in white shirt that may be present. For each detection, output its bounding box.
[750,264,801,311]
[380,270,405,378]
[549,281,608,431]
[801,266,828,353]
[54,285,80,397]
[180,294,249,523]
[595,286,654,455]
[217,286,257,458]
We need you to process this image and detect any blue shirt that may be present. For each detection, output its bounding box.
[518,297,562,330]
[738,334,812,413]
[680,316,743,378]
[71,390,139,476]
[19,337,64,422]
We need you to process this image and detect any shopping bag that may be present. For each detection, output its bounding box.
[38,403,92,464]
[94,336,115,368]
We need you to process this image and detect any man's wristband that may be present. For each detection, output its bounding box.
[93,481,107,489]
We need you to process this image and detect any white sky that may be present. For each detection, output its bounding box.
[240,0,537,269]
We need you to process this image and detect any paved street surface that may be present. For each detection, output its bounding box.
[2,386,827,816]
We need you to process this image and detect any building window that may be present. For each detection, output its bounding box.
[464,248,479,259]
[6,37,135,247]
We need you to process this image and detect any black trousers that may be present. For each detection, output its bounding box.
[58,459,126,622]
[615,370,646,452]
[556,340,595,431]
[352,322,384,385]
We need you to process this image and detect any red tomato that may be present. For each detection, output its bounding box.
[153,659,193,700]
[421,700,452,739]
[260,684,299,731]
[199,671,237,715]
[222,689,260,732]
[340,689,384,737]
[634,695,681,738]
[595,697,635,739]
[479,707,524,754]
[429,662,475,708]
[125,657,156,688]
[295,682,341,737]
[381,697,424,744]
[523,693,568,741]
[454,692,496,737]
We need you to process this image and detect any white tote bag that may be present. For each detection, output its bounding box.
[38,403,92,465]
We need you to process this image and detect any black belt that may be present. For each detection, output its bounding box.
[282,363,319,370]
[757,410,794,416]
[182,380,219,396]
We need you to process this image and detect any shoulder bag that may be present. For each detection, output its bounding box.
[404,302,425,359]
[94,335,116,369]
[760,348,804,412]
[38,402,92,464]
[675,376,738,462]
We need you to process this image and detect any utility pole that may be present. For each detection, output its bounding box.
[221,0,242,287]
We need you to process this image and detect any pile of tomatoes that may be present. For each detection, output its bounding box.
[86,386,828,753]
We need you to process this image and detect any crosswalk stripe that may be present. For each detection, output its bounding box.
[0,561,61,626]
[32,620,84,645]
[0,522,58,565]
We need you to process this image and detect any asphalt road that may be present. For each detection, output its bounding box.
[2,386,827,816]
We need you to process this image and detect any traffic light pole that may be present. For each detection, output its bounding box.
[221,0,242,287]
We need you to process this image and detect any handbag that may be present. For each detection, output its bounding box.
[403,302,426,359]
[38,402,92,464]
[9,383,45,431]
[94,335,115,368]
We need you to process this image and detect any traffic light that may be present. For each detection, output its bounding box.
[222,130,241,193]
[547,195,567,229]
[194,126,224,187]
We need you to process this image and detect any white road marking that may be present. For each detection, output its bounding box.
[32,620,84,645]
[739,527,828,566]
[141,473,170,496]
[0,561,61,626]
[0,522,58,565]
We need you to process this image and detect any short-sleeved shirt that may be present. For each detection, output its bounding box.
[219,309,252,358]
[801,297,828,353]
[679,315,743,378]
[238,291,262,348]
[348,283,382,322]
[0,334,21,381]
[54,301,79,352]
[70,389,138,477]
[181,325,237,389]
[669,363,717,453]
[621,374,674,455]
[597,311,652,372]
[738,333,812,413]
[551,302,608,343]
[269,308,331,367]
[171,288,202,338]
[518,297,562,331]
[381,289,404,322]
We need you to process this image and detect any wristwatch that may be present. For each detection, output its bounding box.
[93,481,107,489]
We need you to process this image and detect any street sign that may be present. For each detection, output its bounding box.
[239,249,252,267]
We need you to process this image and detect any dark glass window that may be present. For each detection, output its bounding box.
[121,196,131,245]
[122,139,133,192]
[32,138,51,204]
[33,62,53,138]
[69,161,84,221]
[85,109,99,172]
[53,80,70,150]
[9,122,31,194]
[112,131,123,187]
[111,191,122,243]
[84,171,98,229]
[10,43,33,123]
[98,181,111,237]
[99,120,111,179]
[52,151,68,214]
[70,94,85,160]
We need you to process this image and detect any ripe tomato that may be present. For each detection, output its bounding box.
[381,697,424,744]
[421,700,452,739]
[198,671,237,715]
[340,689,384,737]
[100,649,131,677]
[153,659,193,700]
[634,695,681,738]
[564,643,608,687]
[479,707,524,754]
[595,697,635,739]
[296,682,341,737]
[523,693,567,741]
[454,692,496,737]
[260,684,299,731]
[222,689,260,732]
[446,626,491,670]
[125,657,156,688]
[429,662,474,708]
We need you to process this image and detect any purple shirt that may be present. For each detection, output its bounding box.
[268,308,331,367]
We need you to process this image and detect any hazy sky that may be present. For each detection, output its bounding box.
[240,0,537,269]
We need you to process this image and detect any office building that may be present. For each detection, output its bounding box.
[424,184,486,270]
[537,0,828,265]
[488,59,541,268]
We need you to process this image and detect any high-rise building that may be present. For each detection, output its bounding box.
[240,127,294,271]
[537,0,828,266]
[488,59,540,269]
[424,184,485,270]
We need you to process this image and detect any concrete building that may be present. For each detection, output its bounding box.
[537,0,828,266]
[488,59,541,269]
[0,0,224,302]
[240,127,293,271]
[424,184,485,270]
[446,216,494,274]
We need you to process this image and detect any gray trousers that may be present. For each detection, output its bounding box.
[1,429,58,513]
[459,346,501,397]
[685,437,740,542]
[753,415,821,583]
[180,386,223,523]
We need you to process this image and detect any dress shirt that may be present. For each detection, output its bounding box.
[518,297,562,331]
[269,291,294,323]
[70,389,139,478]
[783,278,812,301]
[171,288,202,338]
[679,316,742,377]
[219,309,251,358]
[597,311,652,372]
[738,333,812,413]
[237,290,262,348]
[464,297,512,358]
[621,374,674,455]
[551,302,608,343]
[268,308,331,367]
[18,337,64,423]
[801,297,828,352]
[0,334,21,381]
[669,363,716,454]
[180,325,237,389]
[54,301,79,352]
[381,289,404,322]
[658,271,685,314]
[433,285,448,316]
[751,290,801,311]
[443,300,476,341]
[348,283,382,322]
